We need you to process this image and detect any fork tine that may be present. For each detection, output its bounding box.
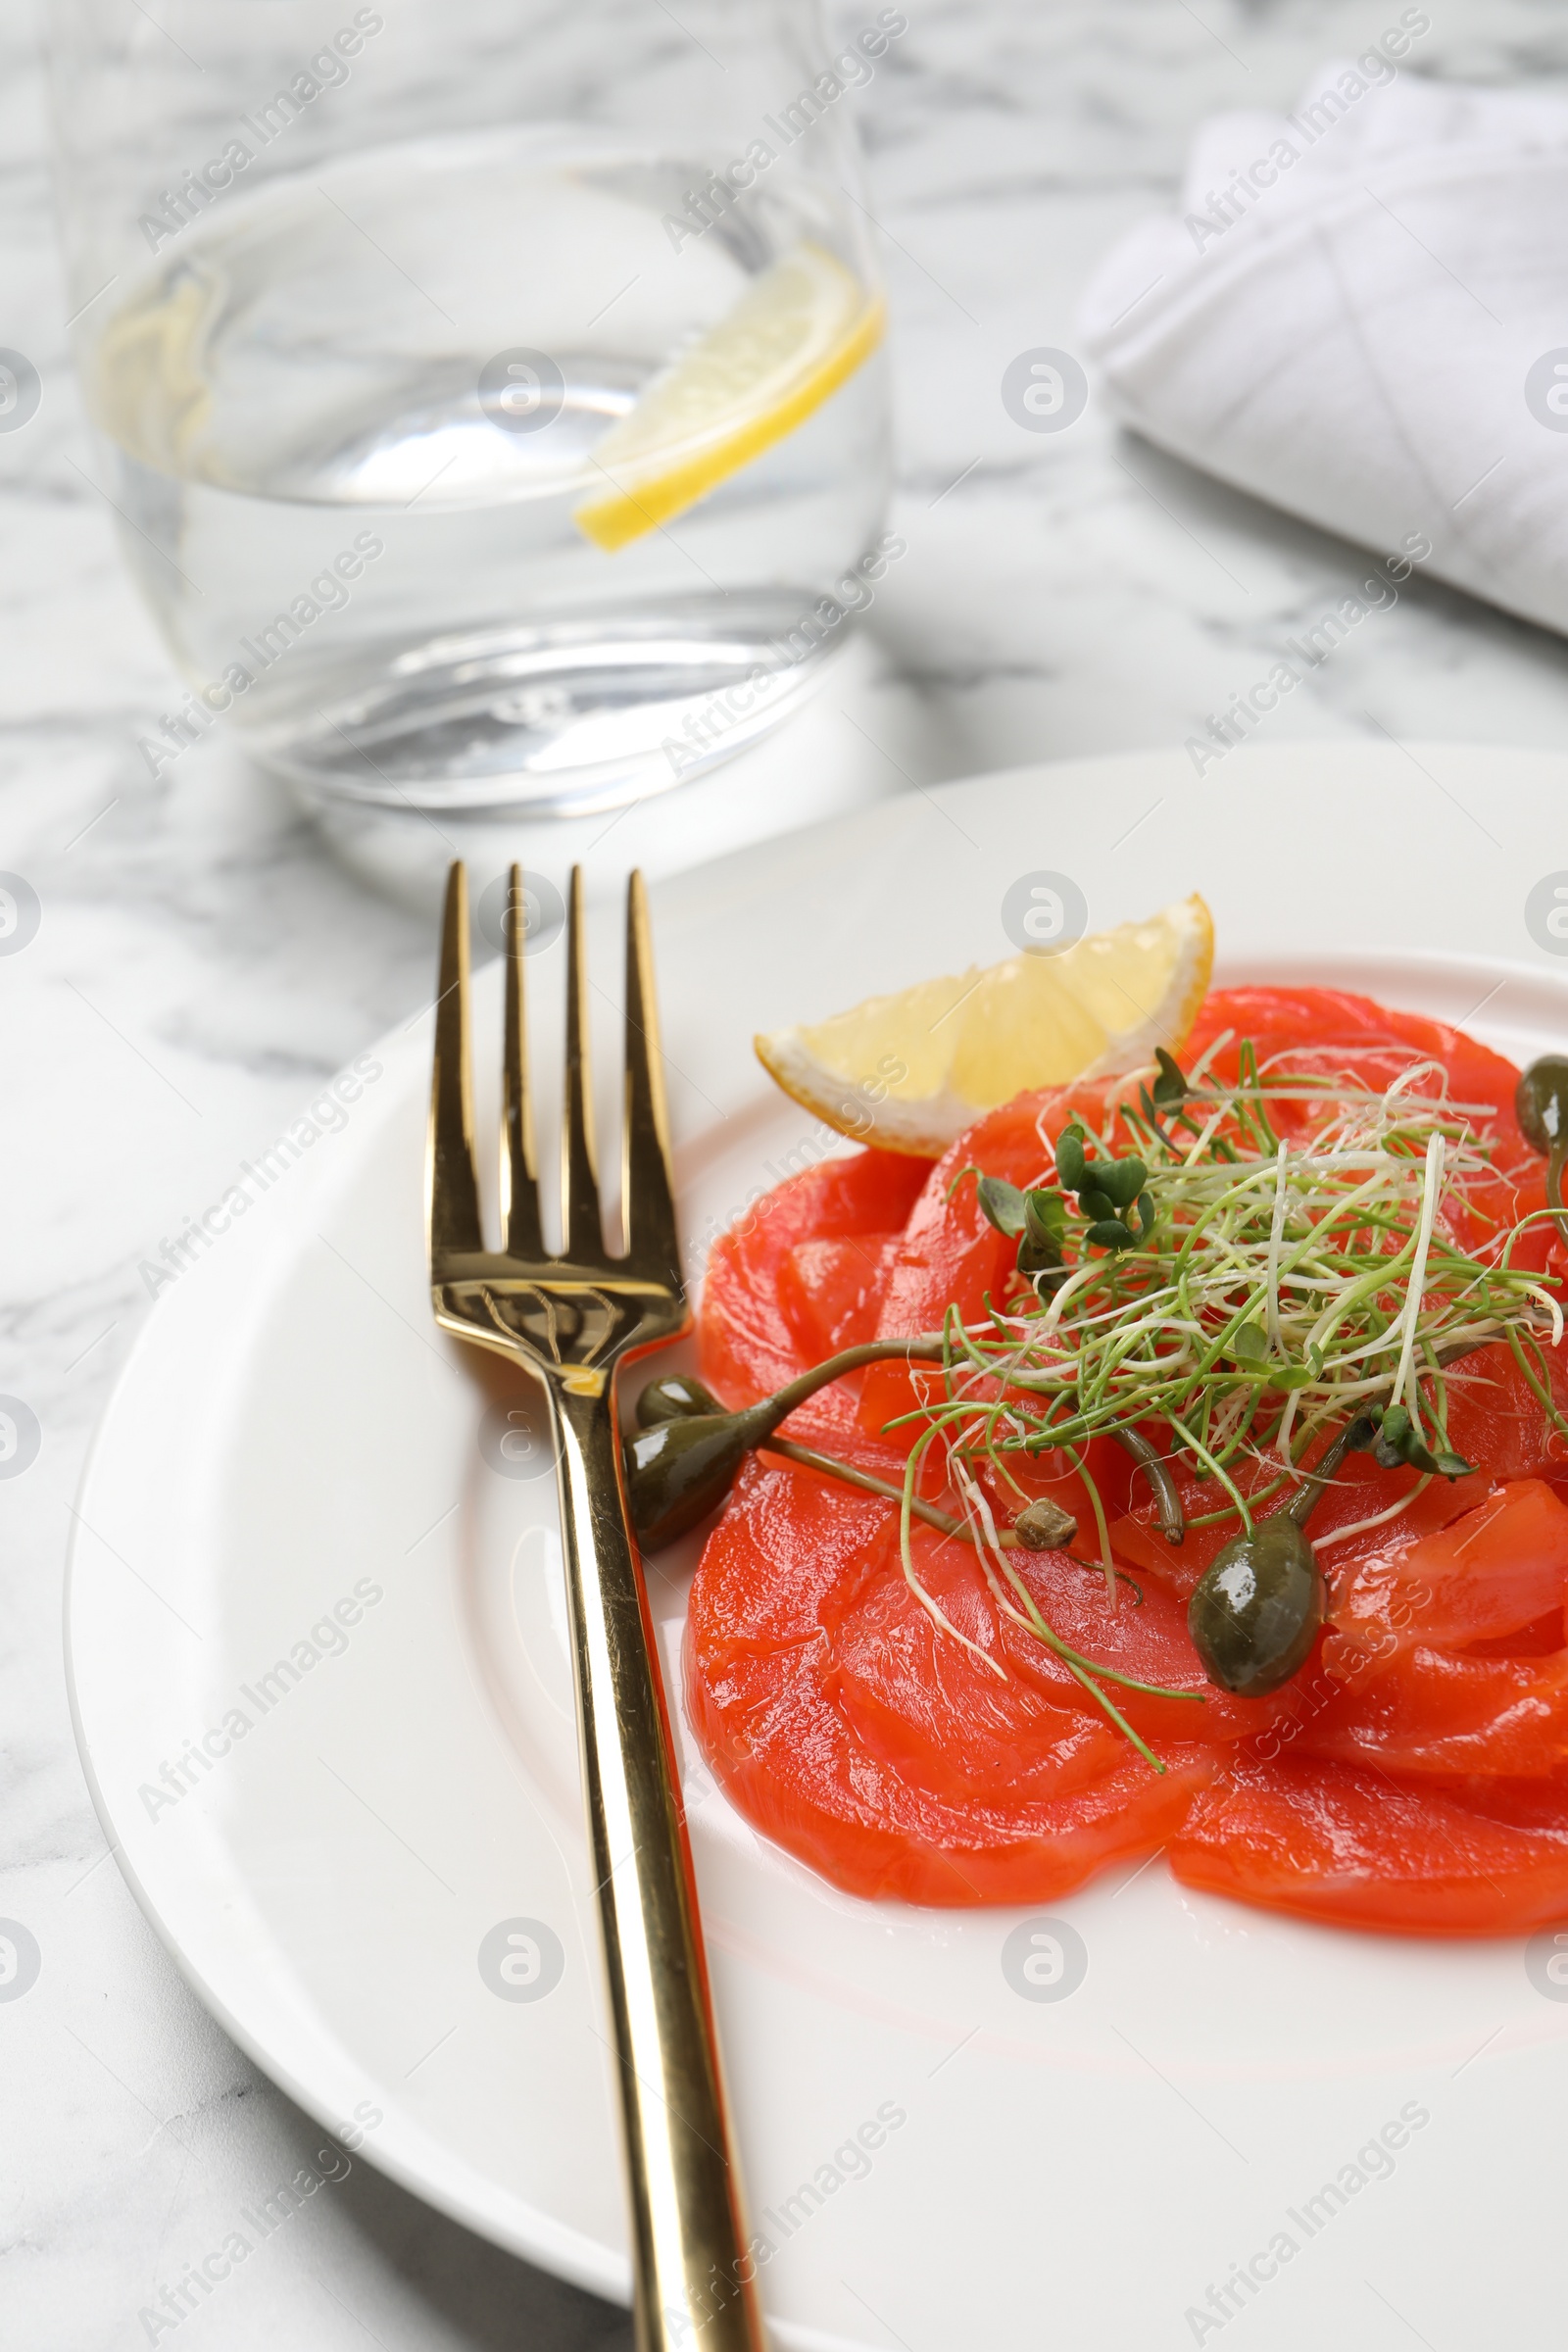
[501,863,543,1258]
[428,860,483,1263]
[562,865,606,1263]
[621,870,680,1282]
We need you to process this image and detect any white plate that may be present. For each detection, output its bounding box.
[68,744,1568,2351]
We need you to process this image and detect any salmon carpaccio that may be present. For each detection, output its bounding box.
[684,988,1568,1934]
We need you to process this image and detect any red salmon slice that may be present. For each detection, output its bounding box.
[699,1147,926,1446]
[1325,1477,1568,1683]
[685,987,1568,1927]
[686,1458,1218,1905]
[1168,1753,1568,1936]
[1300,1644,1568,1778]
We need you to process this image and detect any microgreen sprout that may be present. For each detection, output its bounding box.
[665,1040,1565,1777]
[880,1041,1564,1755]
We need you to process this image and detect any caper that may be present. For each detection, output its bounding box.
[623,1340,948,1551]
[624,1410,762,1549]
[1516,1055,1568,1249]
[1516,1054,1568,1151]
[1187,1515,1322,1695]
[1185,1412,1375,1693]
[1012,1496,1079,1550]
[634,1372,722,1427]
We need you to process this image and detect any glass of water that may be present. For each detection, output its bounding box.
[48,0,898,820]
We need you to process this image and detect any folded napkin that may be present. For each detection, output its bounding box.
[1079,48,1568,636]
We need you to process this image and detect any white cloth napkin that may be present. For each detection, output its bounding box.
[1079,52,1568,636]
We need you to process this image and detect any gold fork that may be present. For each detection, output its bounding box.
[427,861,764,2352]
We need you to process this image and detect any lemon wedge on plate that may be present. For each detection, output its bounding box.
[755,894,1215,1157]
[573,241,883,551]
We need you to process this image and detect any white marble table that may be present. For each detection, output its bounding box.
[9,1,1568,2345]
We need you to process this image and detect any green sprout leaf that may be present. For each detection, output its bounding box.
[1016,1188,1067,1277]
[1095,1156,1148,1210]
[1025,1189,1066,1245]
[1152,1049,1190,1106]
[1055,1125,1087,1191]
[865,1030,1562,1751]
[1371,1404,1475,1481]
[976,1175,1028,1238]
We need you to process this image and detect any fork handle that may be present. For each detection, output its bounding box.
[552,1381,765,2352]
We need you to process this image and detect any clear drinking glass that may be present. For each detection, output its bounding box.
[48,0,897,818]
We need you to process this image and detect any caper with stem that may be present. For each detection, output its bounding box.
[626,1335,1183,1557]
[626,1346,1189,1553]
[1516,1054,1568,1250]
[626,1342,1083,1554]
[624,1339,948,1551]
[623,1408,761,1549]
[1187,1413,1375,1695]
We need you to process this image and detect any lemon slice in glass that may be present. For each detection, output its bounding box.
[573,241,883,552]
[755,894,1216,1157]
